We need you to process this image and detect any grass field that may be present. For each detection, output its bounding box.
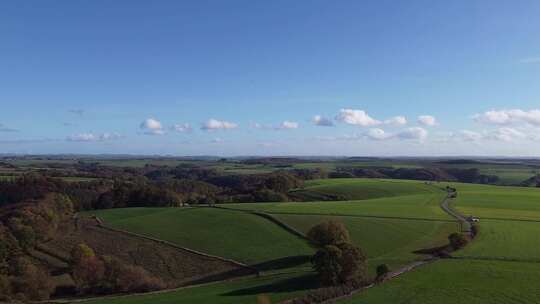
[344,259,540,304]
[450,183,540,220]
[456,220,540,261]
[291,178,438,201]
[83,178,540,304]
[227,194,449,220]
[85,270,318,304]
[86,207,313,265]
[274,214,457,270]
[344,181,540,303]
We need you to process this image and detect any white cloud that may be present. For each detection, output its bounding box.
[201,119,238,131]
[171,123,192,133]
[417,115,437,126]
[456,130,483,142]
[366,128,391,140]
[335,109,381,127]
[473,109,540,126]
[487,127,526,142]
[364,127,428,141]
[67,132,123,142]
[277,121,299,129]
[312,115,334,127]
[384,116,407,126]
[140,118,165,135]
[396,127,428,141]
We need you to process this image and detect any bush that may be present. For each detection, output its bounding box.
[70,243,96,265]
[448,232,468,250]
[376,264,390,280]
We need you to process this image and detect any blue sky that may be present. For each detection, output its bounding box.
[1,0,540,156]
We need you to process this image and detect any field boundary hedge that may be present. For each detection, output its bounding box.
[94,216,258,272]
[212,206,309,240]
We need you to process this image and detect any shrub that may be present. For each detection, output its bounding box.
[376,264,390,280]
[448,232,468,250]
[70,243,96,265]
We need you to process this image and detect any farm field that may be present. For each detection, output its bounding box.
[274,214,457,270]
[343,259,540,304]
[226,193,449,221]
[456,219,540,261]
[451,183,540,220]
[77,178,540,304]
[345,182,540,303]
[86,207,313,265]
[291,178,438,201]
[85,270,318,304]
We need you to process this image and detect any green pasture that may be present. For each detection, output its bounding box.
[85,207,313,265]
[343,259,540,304]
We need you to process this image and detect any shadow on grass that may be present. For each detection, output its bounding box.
[222,273,319,296]
[250,255,312,272]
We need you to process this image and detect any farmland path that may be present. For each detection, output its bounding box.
[440,195,471,233]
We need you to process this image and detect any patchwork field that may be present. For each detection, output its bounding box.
[84,178,540,304]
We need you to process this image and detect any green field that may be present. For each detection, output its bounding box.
[274,214,457,269]
[344,259,540,304]
[83,178,540,304]
[226,194,449,221]
[84,270,317,304]
[451,183,540,220]
[86,207,313,264]
[343,181,540,303]
[456,219,540,261]
[292,178,438,201]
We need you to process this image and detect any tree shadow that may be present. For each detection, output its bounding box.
[250,255,311,272]
[222,273,319,296]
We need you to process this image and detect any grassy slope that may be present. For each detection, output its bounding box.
[226,194,449,220]
[345,259,540,304]
[274,214,457,271]
[452,183,540,220]
[345,182,540,303]
[85,270,318,304]
[291,178,437,201]
[87,207,313,265]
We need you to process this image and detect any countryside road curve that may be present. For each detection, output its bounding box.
[440,195,471,233]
